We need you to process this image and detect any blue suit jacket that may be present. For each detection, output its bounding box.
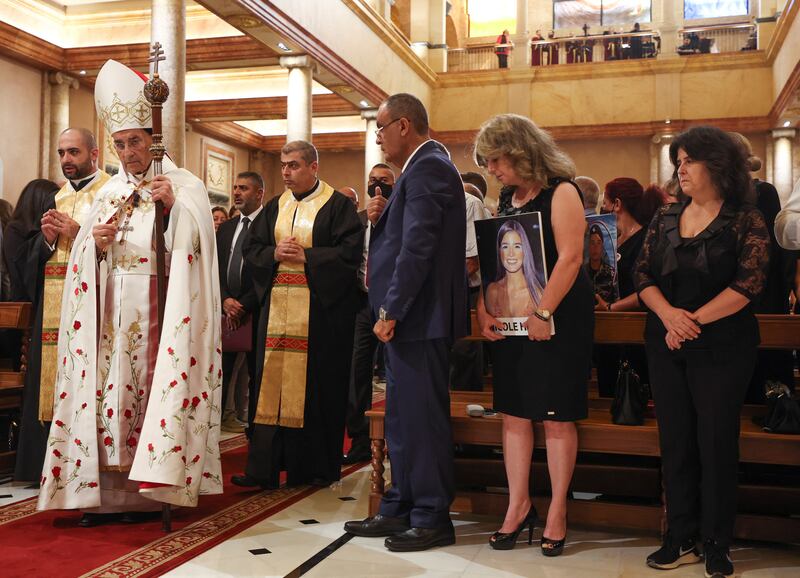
[368,140,468,342]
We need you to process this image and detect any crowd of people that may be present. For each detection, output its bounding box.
[2,57,800,577]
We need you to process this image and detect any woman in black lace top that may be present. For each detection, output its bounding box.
[474,114,593,556]
[634,127,769,577]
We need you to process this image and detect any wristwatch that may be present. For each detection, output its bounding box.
[534,308,551,322]
[379,306,394,322]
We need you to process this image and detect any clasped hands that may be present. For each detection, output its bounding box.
[41,209,80,245]
[223,297,247,331]
[661,306,701,351]
[275,237,306,263]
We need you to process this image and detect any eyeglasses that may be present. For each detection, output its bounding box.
[374,117,403,136]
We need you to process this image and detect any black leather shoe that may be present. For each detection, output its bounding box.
[344,514,410,537]
[78,513,121,527]
[120,511,162,524]
[342,444,371,465]
[231,474,276,490]
[384,523,456,552]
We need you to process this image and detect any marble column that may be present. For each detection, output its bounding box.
[151,0,186,167]
[657,0,681,59]
[48,72,79,184]
[427,0,447,73]
[280,55,314,143]
[772,128,796,203]
[409,0,431,63]
[512,0,530,68]
[362,109,384,209]
[651,133,674,187]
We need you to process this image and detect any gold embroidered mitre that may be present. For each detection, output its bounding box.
[95,59,152,136]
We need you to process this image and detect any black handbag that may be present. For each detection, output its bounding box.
[610,360,649,426]
[760,381,800,435]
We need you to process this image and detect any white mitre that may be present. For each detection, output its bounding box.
[95,59,152,136]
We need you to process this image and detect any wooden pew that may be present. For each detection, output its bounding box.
[0,302,32,474]
[366,312,800,543]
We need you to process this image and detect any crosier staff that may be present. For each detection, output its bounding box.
[143,42,171,533]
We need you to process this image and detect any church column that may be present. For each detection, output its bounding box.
[48,72,79,184]
[657,0,681,59]
[409,0,431,63]
[280,55,314,143]
[512,0,530,68]
[151,0,186,167]
[428,0,447,72]
[362,109,384,209]
[772,128,796,203]
[651,133,674,187]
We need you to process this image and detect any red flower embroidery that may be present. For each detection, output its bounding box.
[182,398,190,409]
[124,409,132,419]
[201,392,208,400]
[55,420,64,427]
[108,384,114,390]
[81,402,87,409]
[52,466,61,478]
[106,408,113,418]
[138,389,145,396]
[191,454,200,463]
[96,389,102,397]
[72,264,78,273]
[76,348,83,355]
[208,363,214,373]
[103,436,112,446]
[169,380,177,388]
[73,320,81,331]
[160,419,167,428]
[182,317,190,324]
[172,445,182,452]
[139,257,148,263]
[53,449,62,457]
[203,472,211,478]
[191,396,200,408]
[126,384,133,391]
[148,443,154,452]
[59,392,67,399]
[185,476,192,486]
[168,347,174,355]
[76,459,81,467]
[187,254,194,264]
[190,357,197,367]
[81,282,88,292]
[135,427,141,433]
[74,438,82,445]
[81,370,86,379]
[98,428,105,434]
[181,372,188,381]
[126,437,137,447]
[74,288,79,296]
[88,481,98,488]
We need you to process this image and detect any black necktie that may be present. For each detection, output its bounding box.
[227,217,250,296]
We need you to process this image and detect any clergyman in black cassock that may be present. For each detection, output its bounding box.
[239,146,362,488]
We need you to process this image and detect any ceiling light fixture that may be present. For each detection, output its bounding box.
[79,70,86,76]
[784,120,792,127]
[277,42,291,52]
[665,118,671,124]
[359,100,369,108]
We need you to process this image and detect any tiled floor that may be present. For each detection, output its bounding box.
[159,465,800,578]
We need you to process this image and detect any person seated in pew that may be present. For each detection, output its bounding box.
[634,126,769,578]
[474,114,594,557]
[594,178,665,397]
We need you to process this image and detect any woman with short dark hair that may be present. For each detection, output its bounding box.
[634,126,769,577]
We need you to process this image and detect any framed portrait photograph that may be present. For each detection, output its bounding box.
[584,213,619,305]
[475,212,552,336]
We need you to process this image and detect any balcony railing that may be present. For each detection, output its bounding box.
[677,22,756,55]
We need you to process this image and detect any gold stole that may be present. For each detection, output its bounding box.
[39,172,110,421]
[255,182,334,428]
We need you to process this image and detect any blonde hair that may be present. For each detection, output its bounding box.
[728,132,762,173]
[474,114,575,184]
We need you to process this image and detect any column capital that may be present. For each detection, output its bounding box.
[48,71,79,89]
[771,128,797,139]
[280,54,314,71]
[360,108,379,121]
[651,133,675,144]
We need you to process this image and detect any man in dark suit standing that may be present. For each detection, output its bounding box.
[217,172,263,437]
[344,93,467,552]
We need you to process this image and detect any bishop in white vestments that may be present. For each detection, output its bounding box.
[38,59,222,521]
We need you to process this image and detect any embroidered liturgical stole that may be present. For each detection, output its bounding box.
[39,172,110,421]
[255,182,334,428]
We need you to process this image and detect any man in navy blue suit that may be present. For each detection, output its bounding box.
[344,93,468,552]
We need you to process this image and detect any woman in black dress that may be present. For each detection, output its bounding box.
[474,114,593,555]
[594,178,665,396]
[635,127,769,577]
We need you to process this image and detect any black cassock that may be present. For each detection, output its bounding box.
[242,190,363,486]
[3,204,55,481]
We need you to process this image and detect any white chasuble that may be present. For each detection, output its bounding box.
[38,157,222,511]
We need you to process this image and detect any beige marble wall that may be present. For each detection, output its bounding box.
[772,7,800,110]
[68,85,97,137]
[185,128,252,206]
[0,56,43,206]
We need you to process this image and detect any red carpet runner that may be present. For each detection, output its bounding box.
[1,429,374,578]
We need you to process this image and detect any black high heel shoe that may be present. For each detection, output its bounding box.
[489,506,538,550]
[540,533,566,557]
